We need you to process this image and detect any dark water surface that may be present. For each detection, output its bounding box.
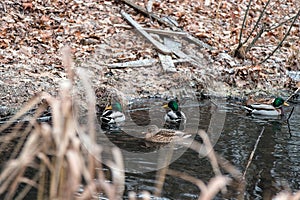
[99,98,300,200]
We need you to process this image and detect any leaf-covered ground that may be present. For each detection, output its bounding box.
[0,0,299,112]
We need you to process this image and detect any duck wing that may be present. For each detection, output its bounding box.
[246,104,275,110]
[165,111,184,123]
[244,104,281,116]
[100,110,113,123]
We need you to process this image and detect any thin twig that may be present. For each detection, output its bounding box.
[267,15,296,31]
[259,9,300,64]
[245,24,266,53]
[287,106,295,121]
[243,0,271,47]
[285,87,300,102]
[237,0,253,49]
[287,106,295,137]
[243,126,265,179]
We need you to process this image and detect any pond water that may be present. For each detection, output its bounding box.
[97,98,300,200]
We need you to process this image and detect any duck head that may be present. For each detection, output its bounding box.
[163,100,179,111]
[106,102,123,111]
[272,97,289,108]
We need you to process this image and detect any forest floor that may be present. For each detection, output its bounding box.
[0,0,299,116]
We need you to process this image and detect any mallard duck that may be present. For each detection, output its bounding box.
[100,102,125,124]
[143,125,191,143]
[244,97,289,116]
[163,100,186,125]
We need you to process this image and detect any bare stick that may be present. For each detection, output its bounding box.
[119,0,178,29]
[154,145,174,197]
[107,58,157,69]
[237,0,253,49]
[243,0,271,47]
[285,87,300,102]
[121,10,172,54]
[245,24,265,53]
[198,130,227,194]
[260,9,300,64]
[243,127,265,179]
[118,0,214,50]
[287,107,295,121]
[287,106,295,137]
[267,16,296,31]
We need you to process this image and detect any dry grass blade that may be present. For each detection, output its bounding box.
[9,102,49,160]
[61,46,75,81]
[177,132,244,197]
[197,130,226,194]
[14,173,39,200]
[128,191,137,200]
[154,143,174,197]
[0,46,127,200]
[106,147,125,199]
[76,68,97,180]
[167,169,207,192]
[65,148,83,198]
[167,169,231,200]
[199,176,231,200]
[0,93,43,133]
[198,130,222,177]
[0,128,42,199]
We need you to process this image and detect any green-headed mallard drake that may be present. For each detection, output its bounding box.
[244,97,289,116]
[163,100,186,126]
[100,102,125,125]
[143,125,191,143]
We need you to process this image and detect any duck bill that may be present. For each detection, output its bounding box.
[105,105,113,110]
[283,102,289,106]
[163,104,169,108]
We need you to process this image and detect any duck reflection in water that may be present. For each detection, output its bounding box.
[129,102,151,127]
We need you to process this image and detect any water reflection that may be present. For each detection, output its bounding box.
[96,100,300,199]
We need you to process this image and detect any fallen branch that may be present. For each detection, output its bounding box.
[243,126,265,179]
[107,59,157,69]
[185,33,214,50]
[106,58,190,69]
[121,10,172,54]
[158,53,177,72]
[144,28,187,37]
[119,0,178,28]
[118,0,214,50]
[113,24,204,44]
